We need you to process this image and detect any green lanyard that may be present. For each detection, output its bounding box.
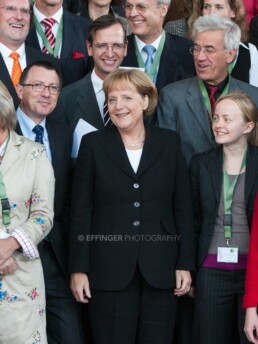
[0,171,10,225]
[198,76,231,122]
[135,30,166,82]
[223,149,247,245]
[34,14,63,58]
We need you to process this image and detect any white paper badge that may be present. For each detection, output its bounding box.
[217,246,239,263]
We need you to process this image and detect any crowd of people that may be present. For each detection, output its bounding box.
[0,0,258,344]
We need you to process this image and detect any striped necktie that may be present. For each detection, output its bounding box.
[41,18,56,54]
[103,101,112,127]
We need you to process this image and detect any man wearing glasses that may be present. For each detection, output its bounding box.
[157,15,258,165]
[0,0,57,109]
[56,14,127,157]
[15,61,85,344]
[157,14,258,344]
[121,0,195,94]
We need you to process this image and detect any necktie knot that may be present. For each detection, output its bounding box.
[142,45,156,75]
[32,125,44,144]
[10,52,19,61]
[41,18,55,29]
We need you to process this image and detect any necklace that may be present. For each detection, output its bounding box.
[123,139,145,147]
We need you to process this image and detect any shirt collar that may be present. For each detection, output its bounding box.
[135,33,162,52]
[34,4,63,24]
[91,68,104,94]
[17,106,47,138]
[204,74,229,93]
[0,42,25,59]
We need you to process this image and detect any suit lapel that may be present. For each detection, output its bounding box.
[137,125,167,176]
[1,132,23,176]
[102,126,136,178]
[26,27,41,51]
[187,78,213,144]
[60,11,73,60]
[245,144,258,205]
[206,147,223,204]
[0,53,19,108]
[75,75,104,130]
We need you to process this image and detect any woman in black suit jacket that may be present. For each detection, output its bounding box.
[69,69,195,344]
[190,92,258,344]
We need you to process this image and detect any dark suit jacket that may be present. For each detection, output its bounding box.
[157,76,258,165]
[57,72,104,132]
[0,45,57,109]
[26,10,90,86]
[189,144,258,267]
[121,33,195,93]
[16,116,73,278]
[69,125,195,290]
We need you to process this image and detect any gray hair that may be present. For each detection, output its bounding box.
[192,14,240,50]
[157,0,171,6]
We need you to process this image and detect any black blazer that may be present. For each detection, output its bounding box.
[16,116,73,277]
[0,46,57,109]
[56,72,104,132]
[121,32,196,93]
[190,144,258,267]
[69,125,195,290]
[26,10,90,86]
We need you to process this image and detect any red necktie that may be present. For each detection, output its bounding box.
[41,18,56,54]
[207,85,219,116]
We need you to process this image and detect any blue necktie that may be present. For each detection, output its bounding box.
[32,125,44,144]
[143,45,156,75]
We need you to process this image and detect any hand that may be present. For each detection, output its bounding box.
[244,307,258,343]
[70,272,91,303]
[0,257,17,275]
[0,237,20,266]
[174,270,192,296]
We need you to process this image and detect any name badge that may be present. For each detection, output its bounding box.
[217,246,238,263]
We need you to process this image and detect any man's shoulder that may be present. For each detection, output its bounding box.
[164,32,193,49]
[63,9,91,29]
[61,73,92,98]
[160,77,197,95]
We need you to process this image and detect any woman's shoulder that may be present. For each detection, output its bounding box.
[10,131,48,157]
[190,146,221,165]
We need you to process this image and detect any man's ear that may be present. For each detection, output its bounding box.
[16,84,23,100]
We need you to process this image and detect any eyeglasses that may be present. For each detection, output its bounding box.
[190,46,226,55]
[123,3,159,13]
[20,83,60,95]
[0,5,31,16]
[92,43,125,52]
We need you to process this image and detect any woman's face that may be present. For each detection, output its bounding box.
[107,85,148,133]
[202,0,235,19]
[212,98,254,146]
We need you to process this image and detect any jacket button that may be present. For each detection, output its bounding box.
[133,183,139,189]
[134,202,140,207]
[133,220,140,227]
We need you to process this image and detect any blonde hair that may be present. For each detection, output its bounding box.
[0,81,16,131]
[215,91,258,146]
[103,69,158,116]
[188,0,248,41]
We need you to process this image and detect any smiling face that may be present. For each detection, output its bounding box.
[202,0,235,19]
[0,0,31,50]
[87,23,127,80]
[107,85,148,133]
[125,0,168,43]
[212,98,254,146]
[16,66,60,123]
[194,30,236,85]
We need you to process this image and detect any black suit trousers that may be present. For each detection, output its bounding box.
[88,267,177,344]
[40,241,85,344]
[194,267,249,344]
